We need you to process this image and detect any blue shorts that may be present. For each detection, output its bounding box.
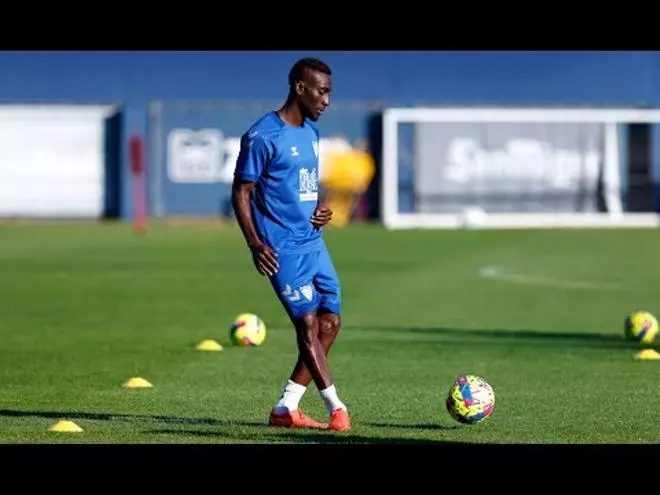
[268,247,341,320]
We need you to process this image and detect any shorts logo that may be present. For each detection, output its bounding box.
[281,284,300,302]
[299,284,313,301]
[281,284,314,303]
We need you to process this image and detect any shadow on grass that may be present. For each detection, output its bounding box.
[349,325,651,350]
[0,408,463,444]
[0,408,266,428]
[147,427,457,444]
[144,419,462,444]
[363,421,459,431]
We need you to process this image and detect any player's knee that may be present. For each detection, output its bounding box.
[294,312,319,345]
[319,313,341,339]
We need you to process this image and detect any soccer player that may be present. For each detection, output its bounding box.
[231,57,351,432]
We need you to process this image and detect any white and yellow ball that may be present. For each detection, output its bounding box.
[230,313,266,347]
[624,310,658,344]
[446,374,495,425]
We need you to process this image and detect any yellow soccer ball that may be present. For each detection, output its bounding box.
[624,310,658,344]
[230,313,267,347]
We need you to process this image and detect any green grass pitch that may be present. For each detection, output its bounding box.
[0,221,659,444]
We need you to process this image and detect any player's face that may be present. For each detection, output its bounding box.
[296,69,331,121]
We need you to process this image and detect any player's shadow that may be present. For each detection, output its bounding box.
[363,421,459,431]
[0,408,267,429]
[352,325,649,350]
[0,408,466,444]
[146,427,461,444]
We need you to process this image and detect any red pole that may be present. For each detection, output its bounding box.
[130,133,147,234]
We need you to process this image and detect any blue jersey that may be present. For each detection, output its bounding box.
[234,111,323,254]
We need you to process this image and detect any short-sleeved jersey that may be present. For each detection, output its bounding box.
[234,111,323,254]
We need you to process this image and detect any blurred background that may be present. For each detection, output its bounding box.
[1,50,659,228]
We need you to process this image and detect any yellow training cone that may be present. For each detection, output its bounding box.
[196,339,223,351]
[123,377,153,388]
[49,420,83,432]
[634,349,660,361]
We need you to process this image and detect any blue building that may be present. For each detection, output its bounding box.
[1,51,658,219]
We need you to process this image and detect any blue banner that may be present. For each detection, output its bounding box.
[147,100,376,218]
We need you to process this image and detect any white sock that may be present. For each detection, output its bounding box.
[319,384,346,414]
[274,379,307,413]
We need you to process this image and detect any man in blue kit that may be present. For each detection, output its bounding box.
[231,57,351,431]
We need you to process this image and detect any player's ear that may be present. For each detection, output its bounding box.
[295,81,304,96]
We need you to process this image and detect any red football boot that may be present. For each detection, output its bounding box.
[268,408,328,429]
[328,408,351,432]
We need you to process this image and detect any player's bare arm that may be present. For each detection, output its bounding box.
[311,202,333,227]
[231,178,279,276]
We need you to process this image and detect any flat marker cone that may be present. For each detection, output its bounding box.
[196,339,223,351]
[49,420,83,432]
[634,349,660,361]
[123,377,153,388]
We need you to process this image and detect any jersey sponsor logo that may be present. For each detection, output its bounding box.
[298,167,318,202]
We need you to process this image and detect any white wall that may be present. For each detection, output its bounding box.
[0,104,117,218]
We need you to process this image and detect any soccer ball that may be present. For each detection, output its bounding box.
[624,310,658,344]
[230,313,267,347]
[446,374,495,424]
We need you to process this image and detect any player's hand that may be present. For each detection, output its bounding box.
[311,204,333,227]
[250,243,279,276]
